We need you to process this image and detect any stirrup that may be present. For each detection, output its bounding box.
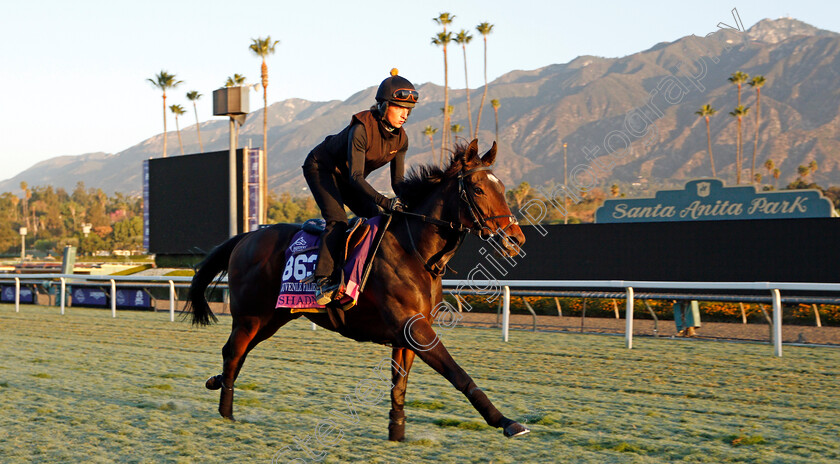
[314,278,339,305]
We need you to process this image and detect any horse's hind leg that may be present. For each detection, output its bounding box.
[210,310,298,420]
[404,318,529,437]
[388,347,415,441]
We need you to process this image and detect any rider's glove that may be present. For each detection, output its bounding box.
[385,197,405,212]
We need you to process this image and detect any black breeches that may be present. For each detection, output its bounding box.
[303,163,379,278]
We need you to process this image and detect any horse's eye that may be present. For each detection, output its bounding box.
[474,187,485,195]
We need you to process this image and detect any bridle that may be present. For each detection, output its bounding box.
[397,165,518,276]
[456,166,518,238]
[398,165,517,238]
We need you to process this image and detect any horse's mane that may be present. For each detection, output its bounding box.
[397,143,470,207]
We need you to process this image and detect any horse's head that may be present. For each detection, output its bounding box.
[450,139,526,256]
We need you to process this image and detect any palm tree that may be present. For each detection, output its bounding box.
[451,123,464,144]
[20,181,30,229]
[225,74,247,87]
[432,30,453,157]
[695,104,718,177]
[147,71,183,158]
[491,98,501,142]
[423,125,438,152]
[447,123,464,166]
[454,29,474,138]
[728,71,749,178]
[249,36,280,157]
[169,104,186,155]
[798,165,810,181]
[748,75,766,184]
[728,71,750,107]
[186,91,204,153]
[433,12,455,155]
[610,184,620,197]
[728,105,750,184]
[772,167,781,188]
[764,159,775,188]
[475,22,494,140]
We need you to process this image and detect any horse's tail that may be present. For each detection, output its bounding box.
[187,233,248,326]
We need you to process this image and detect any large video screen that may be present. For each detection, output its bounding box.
[147,150,243,255]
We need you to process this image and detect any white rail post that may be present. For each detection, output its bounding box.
[169,280,175,322]
[110,279,117,318]
[60,277,66,315]
[14,277,20,312]
[311,322,317,331]
[625,287,634,349]
[771,288,782,357]
[812,304,822,328]
[502,285,511,342]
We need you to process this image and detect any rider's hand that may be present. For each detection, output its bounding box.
[386,197,405,212]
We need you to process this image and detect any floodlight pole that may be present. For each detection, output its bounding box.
[19,227,26,262]
[229,117,237,238]
[213,86,249,239]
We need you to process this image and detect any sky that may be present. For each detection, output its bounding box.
[2,0,839,183]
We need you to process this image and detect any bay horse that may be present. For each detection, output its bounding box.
[187,139,530,440]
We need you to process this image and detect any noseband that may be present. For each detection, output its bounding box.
[457,166,518,238]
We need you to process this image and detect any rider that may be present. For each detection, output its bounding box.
[302,68,419,304]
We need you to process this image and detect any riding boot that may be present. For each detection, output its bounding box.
[314,220,347,304]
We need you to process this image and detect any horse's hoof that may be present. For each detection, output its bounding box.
[503,421,530,438]
[206,375,223,390]
[388,410,406,441]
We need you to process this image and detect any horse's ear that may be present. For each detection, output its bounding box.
[464,139,480,163]
[481,141,497,165]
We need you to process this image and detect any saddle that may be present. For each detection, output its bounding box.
[302,217,370,261]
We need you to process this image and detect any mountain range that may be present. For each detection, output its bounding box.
[3,17,839,197]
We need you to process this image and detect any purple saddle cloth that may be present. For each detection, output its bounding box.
[275,216,382,311]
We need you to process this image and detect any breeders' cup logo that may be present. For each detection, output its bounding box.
[289,236,308,253]
[2,288,11,300]
[697,182,711,198]
[74,289,85,303]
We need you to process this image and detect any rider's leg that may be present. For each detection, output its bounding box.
[303,164,348,299]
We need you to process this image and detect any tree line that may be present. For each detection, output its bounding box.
[0,185,326,258]
[0,182,143,257]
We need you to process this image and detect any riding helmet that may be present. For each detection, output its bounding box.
[375,68,419,109]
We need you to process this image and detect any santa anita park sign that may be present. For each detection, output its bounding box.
[595,179,835,223]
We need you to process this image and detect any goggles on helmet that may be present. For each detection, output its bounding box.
[392,88,419,103]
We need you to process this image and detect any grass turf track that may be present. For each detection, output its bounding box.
[1,304,839,463]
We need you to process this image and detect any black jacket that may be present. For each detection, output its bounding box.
[304,110,407,207]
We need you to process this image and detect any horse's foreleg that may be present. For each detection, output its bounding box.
[404,319,529,438]
[388,347,415,442]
